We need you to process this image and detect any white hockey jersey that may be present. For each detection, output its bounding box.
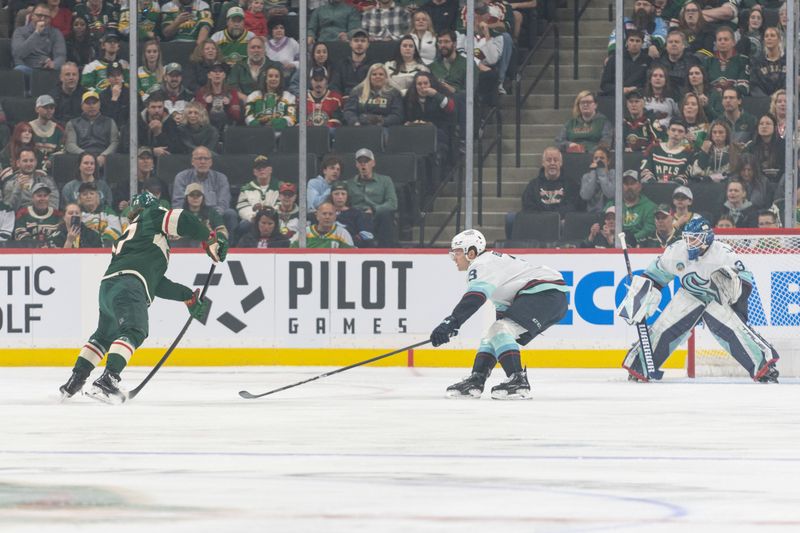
[466,251,567,311]
[644,240,754,304]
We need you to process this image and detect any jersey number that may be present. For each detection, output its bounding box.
[112,222,138,256]
[468,269,477,281]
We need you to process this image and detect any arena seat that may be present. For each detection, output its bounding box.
[30,68,59,97]
[50,153,81,186]
[641,182,678,206]
[563,211,599,243]
[0,70,26,97]
[278,126,330,155]
[511,212,561,243]
[334,125,383,153]
[0,38,11,69]
[223,125,276,154]
[1,96,36,125]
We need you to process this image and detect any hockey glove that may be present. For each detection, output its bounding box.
[617,275,661,325]
[202,231,228,263]
[185,289,210,322]
[431,316,460,347]
[710,266,742,305]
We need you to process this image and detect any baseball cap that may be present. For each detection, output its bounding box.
[622,169,639,182]
[165,62,182,75]
[655,203,672,216]
[279,182,297,194]
[227,6,245,18]
[82,90,100,103]
[78,181,98,193]
[102,30,121,42]
[310,67,328,81]
[355,148,375,161]
[348,28,369,39]
[137,147,154,158]
[209,62,230,73]
[625,89,643,100]
[253,155,271,168]
[35,94,55,107]
[31,182,52,194]
[107,61,124,76]
[604,205,616,215]
[185,183,204,196]
[672,185,693,200]
[330,180,348,192]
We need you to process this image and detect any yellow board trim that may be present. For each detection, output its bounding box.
[0,348,687,369]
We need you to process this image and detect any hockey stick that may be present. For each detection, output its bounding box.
[239,339,431,399]
[618,233,657,379]
[127,264,217,401]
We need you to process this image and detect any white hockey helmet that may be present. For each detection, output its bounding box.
[450,229,487,259]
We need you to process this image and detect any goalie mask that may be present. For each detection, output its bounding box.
[450,229,486,262]
[682,216,714,260]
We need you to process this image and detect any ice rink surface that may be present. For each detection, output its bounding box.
[1,366,799,533]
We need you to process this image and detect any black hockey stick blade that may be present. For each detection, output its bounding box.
[127,263,217,401]
[239,339,431,399]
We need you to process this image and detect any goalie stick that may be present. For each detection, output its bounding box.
[127,264,217,401]
[239,339,432,399]
[618,233,658,380]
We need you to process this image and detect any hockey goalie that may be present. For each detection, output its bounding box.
[617,216,780,383]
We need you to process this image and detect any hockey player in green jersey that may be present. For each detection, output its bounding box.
[59,191,228,404]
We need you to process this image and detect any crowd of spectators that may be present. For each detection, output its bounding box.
[0,0,549,248]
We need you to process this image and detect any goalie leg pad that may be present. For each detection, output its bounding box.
[703,302,780,380]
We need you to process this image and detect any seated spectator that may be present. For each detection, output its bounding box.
[362,0,411,41]
[1,123,39,174]
[266,17,299,75]
[162,63,196,123]
[343,63,404,127]
[0,200,15,242]
[308,155,343,213]
[307,0,361,45]
[480,2,515,94]
[409,10,437,65]
[429,30,466,96]
[244,0,268,37]
[307,42,336,84]
[756,209,780,229]
[750,26,784,97]
[172,146,238,233]
[346,148,398,246]
[384,35,429,96]
[607,0,666,58]
[330,180,375,247]
[13,182,61,244]
[195,62,243,132]
[583,205,616,248]
[656,29,700,92]
[403,71,455,164]
[65,14,95,69]
[211,7,254,66]
[306,68,345,130]
[770,89,786,139]
[237,207,291,248]
[715,213,735,228]
[81,31,129,92]
[293,200,354,248]
[690,119,734,182]
[50,62,83,124]
[244,66,297,132]
[235,155,280,235]
[64,90,120,167]
[76,181,121,245]
[555,91,612,153]
[746,113,784,182]
[45,200,102,248]
[174,182,229,245]
[640,119,693,184]
[137,39,165,100]
[623,89,657,152]
[644,65,679,133]
[684,64,715,120]
[456,11,503,99]
[118,0,161,42]
[138,92,183,156]
[99,61,130,126]
[703,26,750,95]
[1,148,59,211]
[675,1,715,57]
[639,203,680,248]
[161,0,213,44]
[606,169,656,247]
[230,36,280,96]
[600,29,651,96]
[72,0,120,44]
[729,152,769,209]
[11,2,66,85]
[580,146,615,214]
[420,0,459,35]
[115,149,170,213]
[332,28,374,96]
[720,179,757,227]
[186,40,223,93]
[718,87,756,148]
[29,94,65,172]
[276,182,300,238]
[679,91,708,150]
[670,185,694,234]
[520,146,577,216]
[61,152,113,208]
[741,6,764,59]
[177,102,220,153]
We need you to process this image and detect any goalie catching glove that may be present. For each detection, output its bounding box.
[617,275,661,325]
[185,289,210,322]
[709,266,742,305]
[202,231,228,263]
[431,316,460,347]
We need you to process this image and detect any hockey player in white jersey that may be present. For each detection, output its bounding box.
[430,229,569,399]
[618,216,780,382]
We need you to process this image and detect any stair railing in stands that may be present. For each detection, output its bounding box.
[514,22,559,168]
[573,0,601,79]
[476,104,502,222]
[418,158,465,247]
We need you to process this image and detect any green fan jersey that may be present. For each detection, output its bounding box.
[104,207,210,303]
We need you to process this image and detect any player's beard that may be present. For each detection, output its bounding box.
[632,8,655,32]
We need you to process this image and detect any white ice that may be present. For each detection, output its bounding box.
[1,367,799,533]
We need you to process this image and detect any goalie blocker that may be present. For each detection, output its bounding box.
[618,217,779,382]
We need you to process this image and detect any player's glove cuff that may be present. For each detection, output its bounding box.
[430,315,460,347]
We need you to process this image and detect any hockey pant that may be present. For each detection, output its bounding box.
[623,290,779,380]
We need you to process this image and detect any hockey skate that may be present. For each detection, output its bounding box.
[756,364,779,384]
[445,372,488,399]
[59,368,91,401]
[86,369,128,404]
[490,369,532,400]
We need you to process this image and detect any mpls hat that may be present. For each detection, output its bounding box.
[82,90,100,103]
[656,203,672,216]
[31,182,52,194]
[227,6,245,18]
[78,181,98,193]
[35,94,55,107]
[165,62,183,75]
[279,182,297,194]
[253,155,271,168]
[137,147,154,158]
[622,169,639,182]
[185,183,205,196]
[330,180,348,192]
[355,148,375,161]
[672,185,693,200]
[348,28,369,39]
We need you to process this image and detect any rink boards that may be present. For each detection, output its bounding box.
[0,248,797,368]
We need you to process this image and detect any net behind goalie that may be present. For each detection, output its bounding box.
[617,216,780,382]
